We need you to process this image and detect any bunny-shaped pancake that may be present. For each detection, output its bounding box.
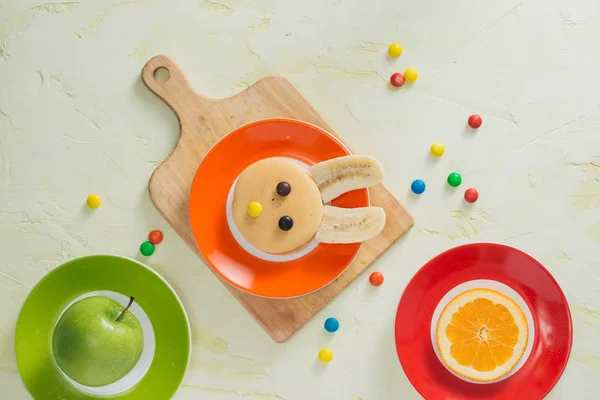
[232,155,386,255]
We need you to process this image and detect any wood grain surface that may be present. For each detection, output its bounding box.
[141,55,414,342]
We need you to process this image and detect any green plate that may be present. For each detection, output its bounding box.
[15,255,191,399]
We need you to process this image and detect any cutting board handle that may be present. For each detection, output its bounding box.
[142,55,213,123]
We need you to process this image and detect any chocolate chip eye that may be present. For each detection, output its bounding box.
[276,182,291,196]
[278,216,293,231]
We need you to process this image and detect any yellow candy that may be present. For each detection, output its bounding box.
[388,43,403,58]
[318,348,333,363]
[404,68,419,83]
[430,142,445,157]
[247,201,263,217]
[86,194,101,209]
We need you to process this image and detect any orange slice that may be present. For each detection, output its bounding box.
[436,288,528,382]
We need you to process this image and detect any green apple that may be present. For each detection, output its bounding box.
[52,295,144,387]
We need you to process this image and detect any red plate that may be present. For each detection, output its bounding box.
[395,243,572,400]
[189,119,368,298]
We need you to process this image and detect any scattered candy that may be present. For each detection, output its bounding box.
[430,142,445,157]
[464,188,479,203]
[278,216,293,231]
[86,194,101,209]
[369,272,384,286]
[324,318,339,333]
[318,348,334,363]
[388,43,403,58]
[447,172,462,187]
[411,179,426,194]
[404,68,419,83]
[276,181,291,196]
[390,72,405,87]
[140,241,155,256]
[149,230,163,245]
[248,201,263,217]
[468,114,482,129]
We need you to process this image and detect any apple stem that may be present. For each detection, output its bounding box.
[115,296,135,322]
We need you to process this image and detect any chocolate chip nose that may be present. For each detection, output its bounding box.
[278,216,293,231]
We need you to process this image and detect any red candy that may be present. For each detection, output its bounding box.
[464,188,479,203]
[390,73,405,88]
[149,230,163,245]
[369,272,384,286]
[468,114,482,129]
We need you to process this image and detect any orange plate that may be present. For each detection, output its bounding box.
[189,119,368,298]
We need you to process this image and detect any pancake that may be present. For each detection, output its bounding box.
[232,158,323,254]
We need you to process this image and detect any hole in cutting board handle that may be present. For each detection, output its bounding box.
[153,67,170,83]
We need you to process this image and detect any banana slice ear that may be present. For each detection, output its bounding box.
[315,205,386,244]
[308,155,384,203]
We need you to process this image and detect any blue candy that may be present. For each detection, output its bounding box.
[411,179,426,194]
[324,317,339,333]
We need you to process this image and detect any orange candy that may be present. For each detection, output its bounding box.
[369,272,384,286]
[149,230,163,245]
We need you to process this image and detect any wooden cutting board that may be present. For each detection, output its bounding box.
[141,55,414,343]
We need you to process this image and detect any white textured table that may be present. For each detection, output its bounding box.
[1,1,599,399]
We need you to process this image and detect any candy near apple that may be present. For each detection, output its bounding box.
[148,229,163,245]
[52,296,143,386]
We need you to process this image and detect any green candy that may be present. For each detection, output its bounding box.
[140,241,155,256]
[447,172,462,187]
